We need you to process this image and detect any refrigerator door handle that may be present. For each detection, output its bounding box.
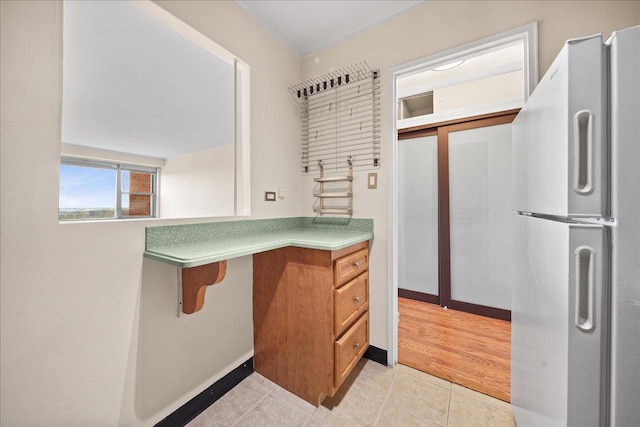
[573,110,595,195]
[574,245,595,332]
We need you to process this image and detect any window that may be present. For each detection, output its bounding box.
[59,157,157,221]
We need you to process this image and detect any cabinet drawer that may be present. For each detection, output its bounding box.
[334,272,369,336]
[334,311,369,389]
[334,248,369,287]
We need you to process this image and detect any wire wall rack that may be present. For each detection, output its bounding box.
[313,156,353,216]
[289,62,380,174]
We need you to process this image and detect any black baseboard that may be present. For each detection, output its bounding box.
[398,289,439,304]
[364,345,388,366]
[399,289,510,322]
[447,300,511,321]
[155,357,254,427]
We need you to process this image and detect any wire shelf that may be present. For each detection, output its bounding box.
[290,62,381,174]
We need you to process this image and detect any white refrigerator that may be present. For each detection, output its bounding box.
[511,26,640,426]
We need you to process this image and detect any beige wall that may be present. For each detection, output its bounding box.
[1,0,639,426]
[159,145,235,218]
[433,70,523,115]
[301,1,639,353]
[0,1,301,426]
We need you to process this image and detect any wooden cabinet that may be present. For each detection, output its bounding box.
[334,312,368,388]
[253,241,370,406]
[334,271,368,336]
[334,248,368,286]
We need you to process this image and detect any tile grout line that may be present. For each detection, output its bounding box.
[375,364,449,427]
[228,387,272,427]
[301,415,314,427]
[202,411,217,427]
[236,377,314,426]
[269,392,315,424]
[371,363,400,426]
[199,366,513,427]
[245,374,336,426]
[445,385,452,427]
[450,384,512,412]
[394,406,440,427]
[250,374,319,423]
[400,363,514,425]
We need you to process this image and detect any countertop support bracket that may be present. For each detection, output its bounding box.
[179,261,227,315]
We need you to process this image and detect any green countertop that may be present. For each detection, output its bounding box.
[144,217,373,268]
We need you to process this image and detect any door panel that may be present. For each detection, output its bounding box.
[398,111,516,317]
[608,25,640,427]
[511,214,607,426]
[512,34,606,218]
[398,135,439,296]
[448,123,512,310]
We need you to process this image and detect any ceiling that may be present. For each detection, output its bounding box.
[396,43,524,98]
[235,0,429,57]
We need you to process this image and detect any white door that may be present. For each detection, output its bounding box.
[511,214,608,426]
[398,135,439,297]
[512,34,606,218]
[448,123,513,310]
[607,25,640,427]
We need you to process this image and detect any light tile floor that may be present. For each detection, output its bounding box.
[187,359,516,427]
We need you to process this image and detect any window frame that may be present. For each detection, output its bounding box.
[60,156,158,221]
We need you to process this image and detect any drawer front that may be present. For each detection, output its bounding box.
[334,248,369,287]
[334,272,369,336]
[334,312,369,389]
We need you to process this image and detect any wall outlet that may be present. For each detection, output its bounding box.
[264,191,276,201]
[278,188,285,199]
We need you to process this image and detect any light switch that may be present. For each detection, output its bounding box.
[368,173,377,189]
[265,191,276,201]
[278,188,285,199]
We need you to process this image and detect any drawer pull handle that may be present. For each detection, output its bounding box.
[354,296,361,303]
[353,261,360,269]
[353,342,361,349]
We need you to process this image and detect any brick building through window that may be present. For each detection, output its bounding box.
[128,172,153,216]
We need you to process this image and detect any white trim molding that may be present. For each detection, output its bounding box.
[387,22,539,366]
[395,22,538,129]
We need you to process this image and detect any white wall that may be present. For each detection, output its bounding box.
[301,0,640,354]
[159,145,235,218]
[0,1,301,426]
[433,70,523,114]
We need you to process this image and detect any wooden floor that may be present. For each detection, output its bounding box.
[398,297,511,402]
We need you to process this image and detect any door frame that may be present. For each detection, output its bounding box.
[387,23,538,366]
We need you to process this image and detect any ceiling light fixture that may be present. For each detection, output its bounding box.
[432,59,465,71]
